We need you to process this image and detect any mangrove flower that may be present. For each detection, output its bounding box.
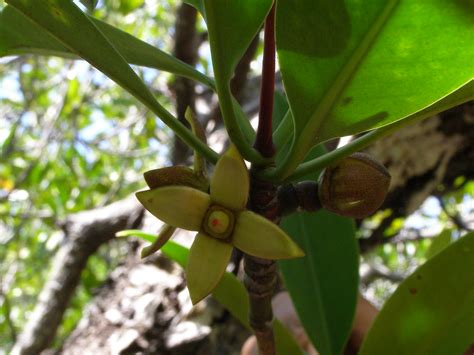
[136,146,304,304]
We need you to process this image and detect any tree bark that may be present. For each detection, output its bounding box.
[11,198,144,355]
[360,102,473,252]
[170,3,199,165]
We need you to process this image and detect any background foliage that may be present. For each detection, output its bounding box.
[0,0,472,353]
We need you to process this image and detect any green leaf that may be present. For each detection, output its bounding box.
[280,211,358,355]
[277,0,474,177]
[0,5,214,88]
[197,0,272,165]
[203,0,272,82]
[5,0,218,164]
[281,80,474,182]
[117,231,304,354]
[278,147,359,355]
[360,232,474,355]
[425,229,452,260]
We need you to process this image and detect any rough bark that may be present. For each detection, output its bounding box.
[60,234,250,355]
[11,198,144,355]
[360,102,474,252]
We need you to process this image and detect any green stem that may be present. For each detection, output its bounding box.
[216,80,270,165]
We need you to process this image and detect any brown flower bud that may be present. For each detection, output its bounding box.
[144,166,208,191]
[318,153,390,219]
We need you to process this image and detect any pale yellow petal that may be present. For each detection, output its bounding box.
[136,186,210,231]
[233,211,304,259]
[210,146,249,210]
[186,233,233,304]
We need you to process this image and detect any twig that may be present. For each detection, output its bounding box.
[437,196,471,231]
[244,4,278,354]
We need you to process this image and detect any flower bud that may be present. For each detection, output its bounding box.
[144,166,208,191]
[318,153,390,219]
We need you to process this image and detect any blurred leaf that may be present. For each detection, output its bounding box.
[278,146,359,355]
[0,5,214,88]
[118,0,144,15]
[117,230,304,354]
[361,232,474,355]
[6,0,214,161]
[277,0,474,173]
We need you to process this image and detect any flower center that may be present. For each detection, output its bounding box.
[202,205,235,240]
[208,210,230,234]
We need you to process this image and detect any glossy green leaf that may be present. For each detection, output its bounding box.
[277,0,474,176]
[117,231,304,354]
[278,147,359,355]
[0,5,214,88]
[425,229,452,260]
[360,232,474,355]
[279,211,358,355]
[281,80,474,182]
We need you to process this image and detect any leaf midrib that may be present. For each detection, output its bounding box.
[280,0,399,179]
[301,0,399,142]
